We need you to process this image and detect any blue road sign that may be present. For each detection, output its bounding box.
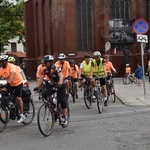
[132,18,149,34]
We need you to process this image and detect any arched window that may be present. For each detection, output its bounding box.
[110,0,129,20]
[76,0,93,51]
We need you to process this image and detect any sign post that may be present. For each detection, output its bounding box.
[133,18,149,98]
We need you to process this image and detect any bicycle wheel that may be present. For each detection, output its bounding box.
[37,103,55,136]
[96,90,104,113]
[22,97,35,125]
[0,104,9,132]
[109,85,116,103]
[133,76,138,84]
[122,77,130,84]
[84,87,92,109]
[71,85,76,103]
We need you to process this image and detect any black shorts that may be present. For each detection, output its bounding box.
[99,78,106,86]
[6,83,23,97]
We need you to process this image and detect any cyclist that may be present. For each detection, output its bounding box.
[69,59,79,99]
[36,57,49,80]
[103,54,117,106]
[34,55,68,126]
[8,56,22,72]
[90,51,108,104]
[0,55,25,123]
[55,53,71,100]
[79,54,92,88]
[125,64,131,75]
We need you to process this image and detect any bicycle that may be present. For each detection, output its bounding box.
[36,84,70,137]
[69,77,77,103]
[93,77,104,113]
[80,76,92,109]
[122,73,138,84]
[0,85,35,133]
[106,75,116,103]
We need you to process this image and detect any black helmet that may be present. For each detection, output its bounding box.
[84,54,90,58]
[69,59,75,65]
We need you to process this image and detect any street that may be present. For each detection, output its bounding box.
[0,80,150,150]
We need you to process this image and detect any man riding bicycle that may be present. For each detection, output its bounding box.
[55,53,71,100]
[34,55,68,126]
[90,51,108,105]
[0,55,25,123]
[79,54,92,88]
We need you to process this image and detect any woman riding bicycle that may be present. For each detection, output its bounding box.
[34,55,68,127]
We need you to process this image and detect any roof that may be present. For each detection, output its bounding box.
[6,52,26,58]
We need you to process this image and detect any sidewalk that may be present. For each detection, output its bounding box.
[114,77,150,106]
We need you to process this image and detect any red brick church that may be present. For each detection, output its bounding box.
[24,0,150,79]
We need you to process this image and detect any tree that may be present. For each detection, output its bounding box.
[0,0,24,52]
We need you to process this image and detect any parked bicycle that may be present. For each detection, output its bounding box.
[0,85,35,133]
[106,75,116,103]
[93,77,104,113]
[122,73,138,84]
[36,84,70,137]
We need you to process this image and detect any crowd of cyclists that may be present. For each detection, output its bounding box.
[35,51,117,112]
[0,51,117,131]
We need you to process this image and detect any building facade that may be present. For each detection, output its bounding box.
[24,0,150,79]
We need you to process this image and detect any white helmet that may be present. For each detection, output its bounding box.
[58,53,66,59]
[0,55,8,61]
[126,64,129,66]
[93,51,101,57]
[43,55,54,62]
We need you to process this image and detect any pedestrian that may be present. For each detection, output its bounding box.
[135,63,143,86]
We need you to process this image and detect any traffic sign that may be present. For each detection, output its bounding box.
[137,34,148,43]
[132,18,149,34]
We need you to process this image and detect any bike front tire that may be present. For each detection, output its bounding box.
[122,77,130,84]
[37,103,55,137]
[96,90,104,113]
[22,97,35,125]
[84,88,92,109]
[0,104,9,133]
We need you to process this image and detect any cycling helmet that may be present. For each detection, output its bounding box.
[104,55,109,59]
[43,55,54,62]
[0,55,8,61]
[58,53,66,59]
[69,59,75,65]
[126,64,129,66]
[84,54,90,58]
[93,51,101,57]
[8,56,16,62]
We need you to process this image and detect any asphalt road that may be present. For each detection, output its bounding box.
[0,81,150,150]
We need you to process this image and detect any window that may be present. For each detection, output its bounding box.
[76,0,93,51]
[11,42,17,52]
[110,0,129,20]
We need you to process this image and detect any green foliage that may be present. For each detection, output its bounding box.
[0,0,25,51]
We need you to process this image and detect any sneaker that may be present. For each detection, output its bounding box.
[92,95,96,102]
[76,94,78,99]
[38,96,42,100]
[60,117,68,127]
[17,115,26,123]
